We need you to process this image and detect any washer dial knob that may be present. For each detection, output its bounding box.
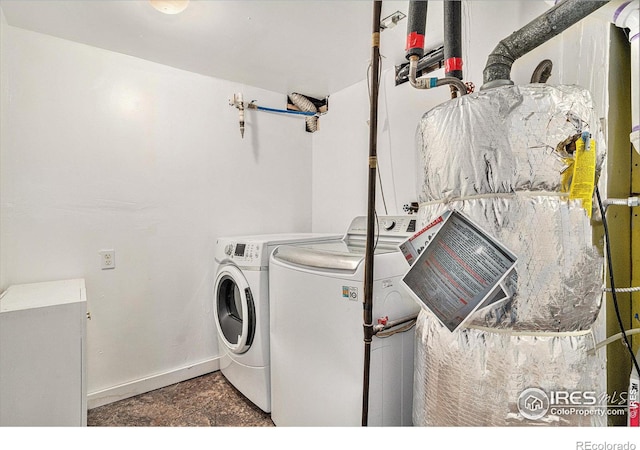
[382,220,396,231]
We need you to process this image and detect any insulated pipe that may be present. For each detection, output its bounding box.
[443,0,463,80]
[405,0,467,96]
[406,1,428,59]
[362,0,382,428]
[482,0,610,90]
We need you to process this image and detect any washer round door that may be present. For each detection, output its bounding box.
[213,265,256,354]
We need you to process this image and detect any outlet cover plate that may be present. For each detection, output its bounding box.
[100,250,115,270]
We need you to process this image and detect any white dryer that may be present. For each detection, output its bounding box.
[213,233,341,413]
[269,216,421,426]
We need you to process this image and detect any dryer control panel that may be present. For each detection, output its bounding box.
[345,215,417,250]
[347,216,417,236]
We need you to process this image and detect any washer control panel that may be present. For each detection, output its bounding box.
[233,242,261,262]
[220,241,262,265]
[215,233,343,267]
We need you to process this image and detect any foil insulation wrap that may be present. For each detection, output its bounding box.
[415,84,604,332]
[417,196,603,332]
[416,84,604,203]
[411,85,607,426]
[413,310,606,427]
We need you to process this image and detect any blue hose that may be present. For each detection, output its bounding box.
[255,105,316,117]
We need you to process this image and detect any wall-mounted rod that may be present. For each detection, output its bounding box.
[482,0,610,90]
[362,0,382,428]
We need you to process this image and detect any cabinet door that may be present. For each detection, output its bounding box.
[0,301,85,426]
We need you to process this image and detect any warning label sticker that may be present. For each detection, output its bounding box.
[401,210,517,332]
[569,137,596,218]
[398,210,451,266]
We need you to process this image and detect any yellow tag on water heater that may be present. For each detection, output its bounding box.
[569,138,596,218]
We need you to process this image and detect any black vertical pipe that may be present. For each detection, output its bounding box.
[362,0,382,428]
[444,0,463,80]
[406,1,428,59]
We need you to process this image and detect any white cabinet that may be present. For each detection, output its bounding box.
[0,279,87,426]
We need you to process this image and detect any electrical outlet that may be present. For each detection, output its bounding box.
[100,250,115,270]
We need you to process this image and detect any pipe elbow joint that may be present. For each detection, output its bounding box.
[481,66,514,90]
[481,62,515,90]
[481,78,514,91]
[435,77,468,96]
[482,43,516,88]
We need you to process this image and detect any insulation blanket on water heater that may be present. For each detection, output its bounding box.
[415,84,604,332]
[417,196,602,331]
[413,309,606,427]
[416,84,604,202]
[412,84,606,425]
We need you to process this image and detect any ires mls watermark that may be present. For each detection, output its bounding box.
[517,387,628,420]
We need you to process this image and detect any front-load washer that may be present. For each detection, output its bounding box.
[213,232,341,413]
[268,215,421,426]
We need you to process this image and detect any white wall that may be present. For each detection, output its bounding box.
[0,24,313,405]
[312,0,610,233]
[0,0,613,409]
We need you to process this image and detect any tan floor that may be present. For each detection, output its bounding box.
[87,371,275,427]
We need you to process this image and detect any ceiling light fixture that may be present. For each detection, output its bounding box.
[149,0,190,15]
[380,11,406,30]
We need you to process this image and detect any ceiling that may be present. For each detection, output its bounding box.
[0,0,446,98]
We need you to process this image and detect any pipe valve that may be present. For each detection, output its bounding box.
[230,92,245,138]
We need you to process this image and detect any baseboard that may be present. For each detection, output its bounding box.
[87,357,220,409]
